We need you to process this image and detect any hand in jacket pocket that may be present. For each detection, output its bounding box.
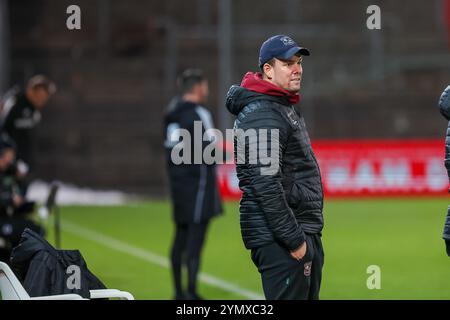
[290,241,307,261]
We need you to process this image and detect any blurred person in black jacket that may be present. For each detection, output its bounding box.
[439,84,450,256]
[0,75,57,195]
[0,133,43,262]
[163,69,223,300]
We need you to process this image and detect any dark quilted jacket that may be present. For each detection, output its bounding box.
[446,122,450,187]
[439,85,450,243]
[226,85,324,250]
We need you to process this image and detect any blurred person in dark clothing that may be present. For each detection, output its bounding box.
[0,75,57,195]
[163,69,223,300]
[0,133,43,262]
[439,84,450,256]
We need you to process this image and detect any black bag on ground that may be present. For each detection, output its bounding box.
[9,228,106,298]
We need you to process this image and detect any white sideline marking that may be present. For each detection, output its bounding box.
[62,220,264,300]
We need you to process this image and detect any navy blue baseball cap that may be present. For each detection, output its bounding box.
[259,35,310,68]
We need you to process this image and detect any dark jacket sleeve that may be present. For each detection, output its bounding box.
[2,101,20,135]
[236,106,305,251]
[444,206,450,240]
[445,122,450,181]
[443,122,450,242]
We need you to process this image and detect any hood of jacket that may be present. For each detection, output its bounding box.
[10,228,58,279]
[226,72,298,116]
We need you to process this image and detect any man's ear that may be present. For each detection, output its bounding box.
[263,63,273,80]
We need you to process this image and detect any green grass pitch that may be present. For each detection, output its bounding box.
[42,198,450,300]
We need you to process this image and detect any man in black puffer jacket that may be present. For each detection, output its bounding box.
[439,85,450,256]
[226,35,324,300]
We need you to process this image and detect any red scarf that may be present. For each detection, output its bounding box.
[240,72,300,105]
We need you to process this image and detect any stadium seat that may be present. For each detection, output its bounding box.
[0,261,134,300]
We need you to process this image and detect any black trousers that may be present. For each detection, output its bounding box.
[170,221,209,297]
[443,205,450,256]
[251,234,324,300]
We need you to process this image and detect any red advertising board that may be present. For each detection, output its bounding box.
[217,139,449,199]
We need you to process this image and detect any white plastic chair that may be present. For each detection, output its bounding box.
[0,261,134,300]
